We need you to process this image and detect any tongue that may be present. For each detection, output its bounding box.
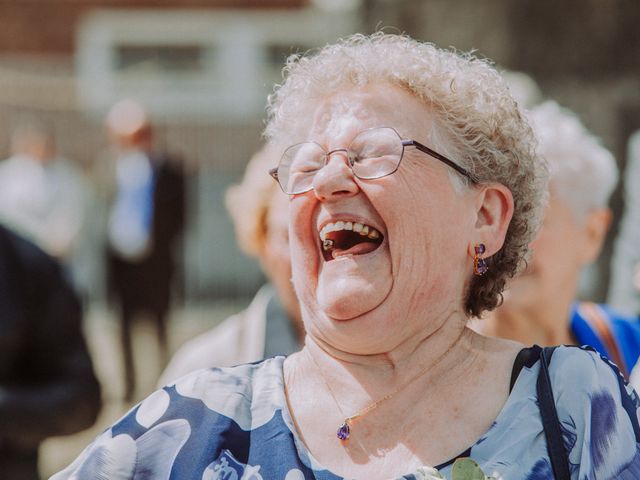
[332,241,380,259]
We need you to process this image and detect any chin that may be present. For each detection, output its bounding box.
[316,275,390,320]
[320,301,377,322]
[316,295,385,322]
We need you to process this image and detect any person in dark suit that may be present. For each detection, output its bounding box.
[104,99,186,402]
[0,223,101,480]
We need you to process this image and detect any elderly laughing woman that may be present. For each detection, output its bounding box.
[53,33,640,480]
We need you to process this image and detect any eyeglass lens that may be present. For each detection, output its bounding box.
[278,127,404,194]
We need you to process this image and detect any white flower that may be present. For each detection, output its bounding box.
[136,389,171,428]
[51,419,191,479]
[175,360,283,431]
[412,466,445,479]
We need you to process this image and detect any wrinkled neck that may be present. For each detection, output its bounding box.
[299,314,475,393]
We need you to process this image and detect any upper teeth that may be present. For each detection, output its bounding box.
[319,221,381,241]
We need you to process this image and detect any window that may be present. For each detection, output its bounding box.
[114,45,207,74]
[76,8,357,120]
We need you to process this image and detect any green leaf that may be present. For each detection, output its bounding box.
[451,458,487,480]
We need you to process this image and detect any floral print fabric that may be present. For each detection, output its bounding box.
[52,346,640,480]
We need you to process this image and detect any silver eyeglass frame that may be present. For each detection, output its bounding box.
[269,126,478,194]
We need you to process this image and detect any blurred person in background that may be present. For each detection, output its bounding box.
[102,99,186,402]
[0,223,101,480]
[610,131,640,389]
[609,131,640,317]
[0,117,89,286]
[475,100,640,379]
[501,70,543,110]
[157,143,302,386]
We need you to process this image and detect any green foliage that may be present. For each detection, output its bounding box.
[450,458,496,480]
[412,457,497,479]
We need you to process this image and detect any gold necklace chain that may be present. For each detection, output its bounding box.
[305,337,460,442]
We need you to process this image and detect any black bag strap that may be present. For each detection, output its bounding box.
[536,346,571,480]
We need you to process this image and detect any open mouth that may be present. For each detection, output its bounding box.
[319,221,384,261]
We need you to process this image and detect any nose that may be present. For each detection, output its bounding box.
[311,149,359,200]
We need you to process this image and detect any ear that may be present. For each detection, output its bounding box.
[580,207,611,263]
[468,183,514,258]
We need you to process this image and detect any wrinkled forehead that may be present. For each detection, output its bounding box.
[308,94,371,141]
[303,84,438,146]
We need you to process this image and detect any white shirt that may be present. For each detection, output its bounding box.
[0,154,87,259]
[108,150,155,260]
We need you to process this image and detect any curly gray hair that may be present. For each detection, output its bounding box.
[265,32,548,317]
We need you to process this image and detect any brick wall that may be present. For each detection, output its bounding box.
[0,0,307,54]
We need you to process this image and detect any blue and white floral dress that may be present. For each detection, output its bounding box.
[52,345,640,479]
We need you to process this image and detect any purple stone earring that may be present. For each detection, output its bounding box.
[474,243,488,276]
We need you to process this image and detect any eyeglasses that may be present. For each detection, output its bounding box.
[269,126,477,195]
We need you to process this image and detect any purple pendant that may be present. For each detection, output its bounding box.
[337,421,351,441]
[476,258,488,275]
